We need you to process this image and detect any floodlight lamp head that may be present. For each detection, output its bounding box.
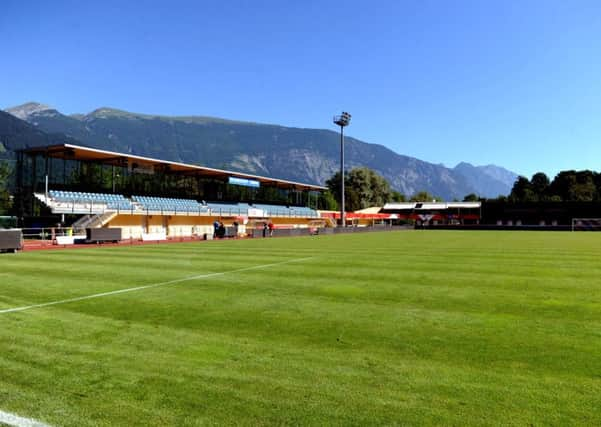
[333,111,351,127]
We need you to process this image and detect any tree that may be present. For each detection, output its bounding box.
[317,190,338,210]
[548,170,598,202]
[548,171,576,201]
[569,171,596,201]
[0,161,12,214]
[391,191,406,202]
[530,172,550,200]
[410,191,441,202]
[509,176,536,202]
[326,167,392,211]
[594,172,601,201]
[463,193,479,202]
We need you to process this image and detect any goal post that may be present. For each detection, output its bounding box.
[571,218,601,232]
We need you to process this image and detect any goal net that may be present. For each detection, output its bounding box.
[571,218,601,231]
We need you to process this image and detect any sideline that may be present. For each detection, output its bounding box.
[0,257,313,315]
[0,410,51,427]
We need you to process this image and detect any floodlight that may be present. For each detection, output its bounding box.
[333,111,352,127]
[332,111,351,227]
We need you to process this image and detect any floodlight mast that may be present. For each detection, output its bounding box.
[333,112,351,227]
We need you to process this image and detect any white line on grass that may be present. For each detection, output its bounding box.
[0,257,313,315]
[0,410,51,427]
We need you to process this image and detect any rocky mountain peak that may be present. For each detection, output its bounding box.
[5,102,53,120]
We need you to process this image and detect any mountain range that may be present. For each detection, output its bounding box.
[1,102,518,200]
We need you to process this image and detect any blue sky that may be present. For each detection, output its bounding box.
[2,0,601,178]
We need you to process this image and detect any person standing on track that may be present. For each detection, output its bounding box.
[213,219,220,238]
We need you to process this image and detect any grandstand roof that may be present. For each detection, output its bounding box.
[382,202,481,210]
[21,143,326,191]
[354,206,383,214]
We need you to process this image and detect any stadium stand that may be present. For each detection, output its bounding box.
[17,144,327,240]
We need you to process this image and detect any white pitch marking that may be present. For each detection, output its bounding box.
[0,257,313,315]
[0,410,51,427]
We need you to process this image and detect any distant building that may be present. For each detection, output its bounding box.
[380,202,481,226]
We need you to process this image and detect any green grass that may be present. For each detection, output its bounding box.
[0,231,600,426]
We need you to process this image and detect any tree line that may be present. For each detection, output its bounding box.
[319,167,601,211]
[506,171,601,203]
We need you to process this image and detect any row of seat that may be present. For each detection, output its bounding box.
[50,190,122,201]
[132,195,209,212]
[205,202,248,215]
[48,190,318,217]
[252,204,318,217]
[205,202,318,217]
[49,190,135,210]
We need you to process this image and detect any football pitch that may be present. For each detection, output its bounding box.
[0,231,600,426]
